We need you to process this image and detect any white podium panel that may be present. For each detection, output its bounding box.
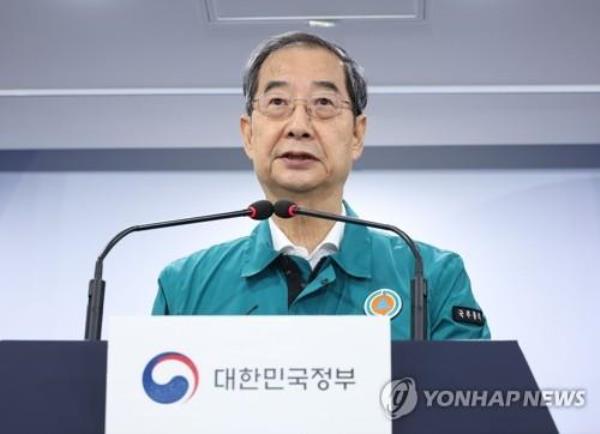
[106,316,391,434]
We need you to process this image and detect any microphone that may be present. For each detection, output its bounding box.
[84,200,274,341]
[273,200,428,341]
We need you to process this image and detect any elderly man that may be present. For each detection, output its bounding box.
[152,32,490,340]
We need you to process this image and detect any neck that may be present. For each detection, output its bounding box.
[267,190,343,253]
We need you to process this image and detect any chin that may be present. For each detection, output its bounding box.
[279,183,319,194]
[269,173,320,192]
[267,179,322,196]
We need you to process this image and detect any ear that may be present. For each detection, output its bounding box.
[351,114,367,161]
[240,114,254,160]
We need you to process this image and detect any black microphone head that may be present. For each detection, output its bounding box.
[273,200,298,218]
[248,200,274,220]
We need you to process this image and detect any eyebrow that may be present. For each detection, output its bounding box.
[262,80,289,94]
[261,80,341,94]
[312,80,340,93]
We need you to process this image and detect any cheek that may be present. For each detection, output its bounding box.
[251,123,282,160]
[320,125,355,161]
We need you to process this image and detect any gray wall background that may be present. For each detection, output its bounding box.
[1,1,600,433]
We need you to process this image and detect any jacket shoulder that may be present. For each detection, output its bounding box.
[369,228,463,267]
[159,235,250,283]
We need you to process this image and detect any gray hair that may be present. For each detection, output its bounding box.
[242,32,368,117]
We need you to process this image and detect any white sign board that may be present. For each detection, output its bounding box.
[106,316,391,434]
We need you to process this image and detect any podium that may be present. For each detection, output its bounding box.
[0,340,557,434]
[390,341,558,433]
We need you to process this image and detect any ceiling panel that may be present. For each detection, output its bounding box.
[206,0,423,21]
[1,0,599,89]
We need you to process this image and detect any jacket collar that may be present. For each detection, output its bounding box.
[241,200,372,279]
[241,219,280,278]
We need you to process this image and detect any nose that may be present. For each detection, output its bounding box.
[285,101,313,140]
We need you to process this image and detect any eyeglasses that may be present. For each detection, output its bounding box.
[253,93,353,120]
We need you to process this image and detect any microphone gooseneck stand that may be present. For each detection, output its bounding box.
[84,200,274,341]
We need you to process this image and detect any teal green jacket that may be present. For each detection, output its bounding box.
[153,205,490,341]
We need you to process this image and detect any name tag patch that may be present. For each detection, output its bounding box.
[452,306,485,326]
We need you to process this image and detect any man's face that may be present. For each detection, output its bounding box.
[240,46,366,199]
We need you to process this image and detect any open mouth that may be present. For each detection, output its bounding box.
[279,151,318,161]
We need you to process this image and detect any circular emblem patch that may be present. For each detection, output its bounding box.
[364,288,402,318]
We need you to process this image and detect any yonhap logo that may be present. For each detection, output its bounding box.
[380,377,418,419]
[142,352,199,404]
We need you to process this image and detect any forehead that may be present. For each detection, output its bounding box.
[257,45,346,94]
